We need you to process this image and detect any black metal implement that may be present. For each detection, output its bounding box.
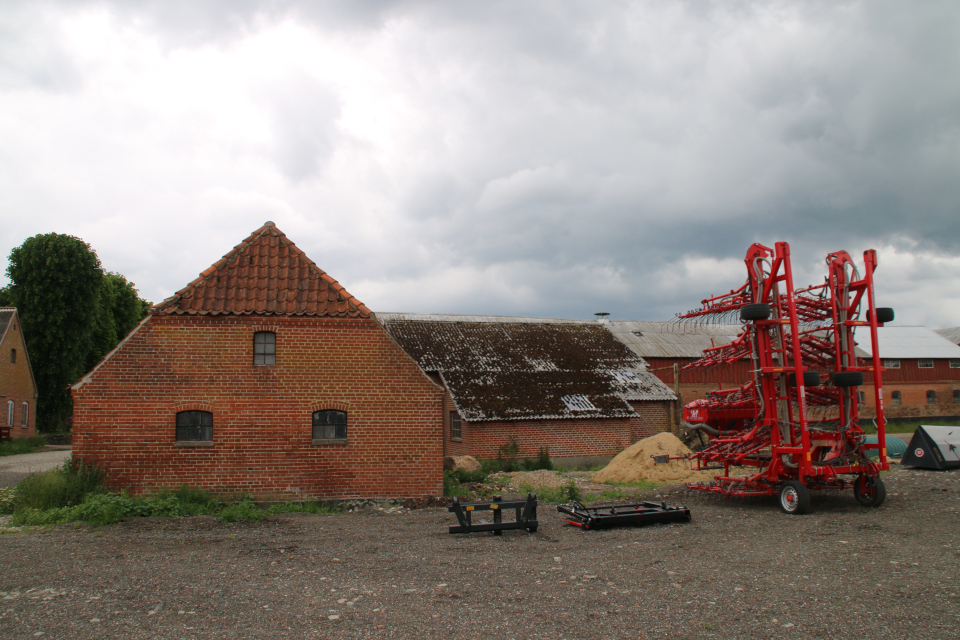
[557,500,691,530]
[448,494,538,535]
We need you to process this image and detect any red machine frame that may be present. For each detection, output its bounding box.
[680,242,891,514]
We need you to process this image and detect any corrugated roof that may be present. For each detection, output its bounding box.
[859,326,960,359]
[606,321,743,359]
[935,326,960,346]
[378,314,675,422]
[153,222,370,318]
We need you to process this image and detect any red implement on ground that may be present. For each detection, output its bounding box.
[680,242,892,514]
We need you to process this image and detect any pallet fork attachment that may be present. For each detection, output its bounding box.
[448,494,538,535]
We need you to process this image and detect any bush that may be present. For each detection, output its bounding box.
[219,500,266,523]
[443,470,472,498]
[0,437,47,457]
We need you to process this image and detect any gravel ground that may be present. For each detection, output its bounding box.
[2,466,959,640]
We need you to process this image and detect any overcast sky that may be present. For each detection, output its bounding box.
[2,0,959,327]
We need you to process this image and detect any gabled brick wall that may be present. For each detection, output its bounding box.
[72,315,444,499]
[0,314,37,438]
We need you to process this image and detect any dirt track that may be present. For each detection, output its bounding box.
[2,466,959,639]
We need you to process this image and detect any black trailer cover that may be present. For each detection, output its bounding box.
[901,425,960,470]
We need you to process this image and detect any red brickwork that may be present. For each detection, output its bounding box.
[0,311,37,438]
[454,400,674,460]
[72,315,444,499]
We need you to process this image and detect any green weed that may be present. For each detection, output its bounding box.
[0,437,47,457]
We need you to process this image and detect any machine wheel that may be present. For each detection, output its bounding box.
[740,303,771,321]
[788,371,821,387]
[831,371,864,387]
[867,308,895,324]
[778,481,811,515]
[854,476,886,508]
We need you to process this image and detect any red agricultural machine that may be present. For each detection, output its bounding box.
[680,242,893,514]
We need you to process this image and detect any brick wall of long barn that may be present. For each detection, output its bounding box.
[71,315,445,499]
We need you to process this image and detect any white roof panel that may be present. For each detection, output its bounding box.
[859,326,960,359]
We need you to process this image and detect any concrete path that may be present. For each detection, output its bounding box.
[0,446,72,488]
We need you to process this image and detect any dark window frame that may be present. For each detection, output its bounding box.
[9,349,15,364]
[176,410,213,443]
[926,390,937,405]
[450,411,462,440]
[954,390,960,404]
[254,331,276,366]
[891,390,902,406]
[312,410,347,443]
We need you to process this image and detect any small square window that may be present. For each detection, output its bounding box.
[450,411,462,440]
[254,331,276,366]
[176,410,213,442]
[883,359,900,369]
[918,359,934,369]
[313,410,347,441]
[950,360,960,369]
[891,390,901,406]
[926,390,937,405]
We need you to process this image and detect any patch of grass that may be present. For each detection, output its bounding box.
[878,417,959,434]
[0,437,47,457]
[11,458,107,513]
[218,499,266,523]
[516,479,581,504]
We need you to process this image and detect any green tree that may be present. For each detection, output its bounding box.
[6,234,104,430]
[85,272,150,371]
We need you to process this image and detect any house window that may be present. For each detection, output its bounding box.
[918,359,934,369]
[883,359,900,369]
[926,390,937,405]
[950,360,960,369]
[450,411,462,440]
[858,391,866,404]
[954,390,960,404]
[9,349,15,363]
[21,402,28,427]
[176,410,213,442]
[562,394,597,411]
[253,331,276,366]
[891,390,901,406]
[313,410,347,441]
[6,401,12,427]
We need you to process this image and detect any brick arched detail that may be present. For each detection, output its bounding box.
[175,402,214,414]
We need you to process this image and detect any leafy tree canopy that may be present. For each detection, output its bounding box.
[6,234,151,431]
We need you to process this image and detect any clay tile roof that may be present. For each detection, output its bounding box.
[152,222,371,318]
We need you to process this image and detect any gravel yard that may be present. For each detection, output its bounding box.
[2,466,959,639]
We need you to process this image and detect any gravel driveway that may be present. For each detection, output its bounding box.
[2,466,959,639]
[0,447,72,488]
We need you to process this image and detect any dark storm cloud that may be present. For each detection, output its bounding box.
[3,0,959,326]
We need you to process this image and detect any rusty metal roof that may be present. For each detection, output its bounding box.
[152,222,370,318]
[378,314,676,422]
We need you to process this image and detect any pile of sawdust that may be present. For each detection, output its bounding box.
[592,432,719,484]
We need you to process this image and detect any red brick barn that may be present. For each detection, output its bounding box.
[72,223,444,499]
[0,308,38,440]
[379,314,677,466]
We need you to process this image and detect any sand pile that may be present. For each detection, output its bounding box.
[592,432,718,484]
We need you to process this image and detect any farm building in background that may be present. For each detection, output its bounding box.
[0,308,37,440]
[379,314,677,467]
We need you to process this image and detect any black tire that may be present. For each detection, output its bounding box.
[854,476,886,508]
[867,308,895,324]
[778,480,811,515]
[831,371,864,387]
[740,303,771,321]
[788,371,821,387]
